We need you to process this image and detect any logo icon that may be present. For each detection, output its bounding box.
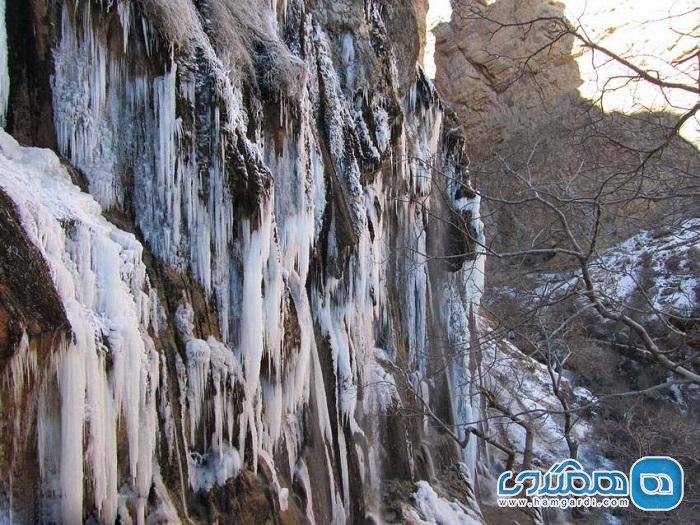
[630,457,684,511]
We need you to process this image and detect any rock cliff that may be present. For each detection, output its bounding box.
[435,0,699,267]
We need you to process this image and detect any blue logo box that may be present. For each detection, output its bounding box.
[630,456,684,511]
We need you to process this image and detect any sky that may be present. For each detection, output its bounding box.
[422,0,698,144]
[564,0,698,144]
[424,0,452,79]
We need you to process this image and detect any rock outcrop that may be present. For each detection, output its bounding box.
[435,0,699,268]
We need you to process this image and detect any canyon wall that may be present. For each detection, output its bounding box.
[435,0,699,270]
[0,1,555,523]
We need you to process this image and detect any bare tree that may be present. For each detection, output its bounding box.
[364,5,699,520]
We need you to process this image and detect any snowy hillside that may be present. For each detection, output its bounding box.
[534,219,699,316]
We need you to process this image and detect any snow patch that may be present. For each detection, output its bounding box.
[411,481,482,525]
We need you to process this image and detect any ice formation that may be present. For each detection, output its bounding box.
[0,1,577,522]
[411,481,482,525]
[0,129,160,523]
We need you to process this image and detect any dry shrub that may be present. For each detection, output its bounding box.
[139,0,305,96]
[596,399,700,523]
[140,0,201,46]
[206,0,305,95]
[566,341,619,391]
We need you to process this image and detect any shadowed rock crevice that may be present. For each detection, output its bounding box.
[5,0,60,148]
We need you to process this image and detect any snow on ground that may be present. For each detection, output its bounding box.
[408,481,483,525]
[474,316,588,468]
[593,219,699,313]
[533,219,700,316]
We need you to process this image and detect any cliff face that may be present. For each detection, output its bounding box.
[0,1,572,523]
[435,0,579,161]
[435,0,699,266]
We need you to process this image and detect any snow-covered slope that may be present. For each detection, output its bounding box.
[534,219,699,316]
[587,220,698,315]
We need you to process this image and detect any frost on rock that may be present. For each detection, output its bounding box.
[0,129,159,524]
[372,349,401,412]
[191,445,242,492]
[312,26,367,241]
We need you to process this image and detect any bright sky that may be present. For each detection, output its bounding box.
[423,0,698,144]
[424,0,452,79]
[564,0,699,144]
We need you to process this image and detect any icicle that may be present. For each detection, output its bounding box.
[57,344,86,524]
[0,129,160,524]
[340,33,356,91]
[185,339,212,444]
[52,3,118,208]
[258,450,289,512]
[117,1,131,53]
[152,65,181,259]
[141,16,152,57]
[7,332,37,402]
[294,460,315,522]
[237,209,273,468]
